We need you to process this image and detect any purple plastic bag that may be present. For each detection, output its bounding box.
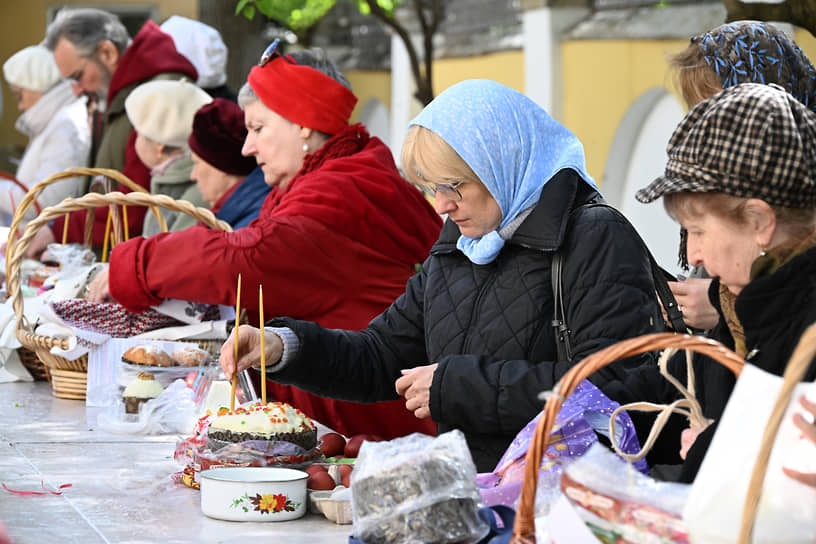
[477,379,648,508]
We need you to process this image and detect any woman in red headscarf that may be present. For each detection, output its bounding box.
[87,44,443,439]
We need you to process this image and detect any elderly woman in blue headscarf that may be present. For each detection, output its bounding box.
[219,79,664,471]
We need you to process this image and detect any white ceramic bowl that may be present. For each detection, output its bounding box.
[200,467,308,522]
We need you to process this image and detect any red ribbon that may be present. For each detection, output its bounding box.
[2,481,72,496]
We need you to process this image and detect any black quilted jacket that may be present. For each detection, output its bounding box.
[268,169,664,471]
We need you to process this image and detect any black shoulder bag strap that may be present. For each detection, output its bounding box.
[551,203,687,361]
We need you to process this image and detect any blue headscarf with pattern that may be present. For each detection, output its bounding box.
[695,20,816,112]
[409,79,598,265]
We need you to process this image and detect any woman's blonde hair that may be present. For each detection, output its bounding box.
[401,125,480,186]
[668,43,723,109]
[664,192,816,240]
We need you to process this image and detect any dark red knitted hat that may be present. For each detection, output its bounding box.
[188,98,257,176]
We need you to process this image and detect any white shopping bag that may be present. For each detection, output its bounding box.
[684,364,816,543]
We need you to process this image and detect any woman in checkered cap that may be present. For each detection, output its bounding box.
[664,20,816,333]
[610,82,816,484]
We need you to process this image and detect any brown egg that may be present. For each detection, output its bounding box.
[319,432,347,457]
[307,470,336,490]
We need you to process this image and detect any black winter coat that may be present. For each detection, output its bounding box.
[606,245,816,481]
[268,170,664,471]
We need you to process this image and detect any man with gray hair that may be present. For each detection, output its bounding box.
[30,8,197,256]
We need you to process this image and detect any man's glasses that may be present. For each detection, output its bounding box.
[258,39,294,66]
[420,180,466,202]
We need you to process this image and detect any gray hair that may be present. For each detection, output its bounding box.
[237,47,352,109]
[45,8,131,57]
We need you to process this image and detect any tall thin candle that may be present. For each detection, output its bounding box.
[61,213,70,244]
[259,285,266,404]
[101,208,112,263]
[230,273,242,410]
[122,206,129,241]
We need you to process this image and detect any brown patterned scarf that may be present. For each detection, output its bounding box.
[720,232,816,357]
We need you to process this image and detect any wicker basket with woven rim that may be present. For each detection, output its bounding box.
[4,168,157,383]
[7,169,232,399]
[511,328,816,544]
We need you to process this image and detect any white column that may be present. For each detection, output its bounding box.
[390,33,413,168]
[522,7,588,121]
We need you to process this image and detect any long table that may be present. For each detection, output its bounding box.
[0,381,353,543]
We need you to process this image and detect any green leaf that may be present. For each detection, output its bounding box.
[235,0,252,15]
[243,4,256,20]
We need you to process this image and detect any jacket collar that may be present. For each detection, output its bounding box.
[431,168,600,255]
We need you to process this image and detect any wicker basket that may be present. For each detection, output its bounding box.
[7,168,232,400]
[19,346,50,381]
[510,329,816,544]
[4,168,161,382]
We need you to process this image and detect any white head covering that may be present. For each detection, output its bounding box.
[3,45,62,93]
[160,16,228,88]
[125,79,213,147]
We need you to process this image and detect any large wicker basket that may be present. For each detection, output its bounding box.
[511,329,816,544]
[6,168,232,399]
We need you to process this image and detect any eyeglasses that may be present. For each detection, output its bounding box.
[65,58,89,85]
[420,181,466,202]
[258,39,294,66]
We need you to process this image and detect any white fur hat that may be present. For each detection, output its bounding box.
[125,79,213,147]
[160,16,228,88]
[3,45,62,92]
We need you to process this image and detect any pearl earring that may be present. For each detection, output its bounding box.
[759,247,767,257]
[302,142,310,153]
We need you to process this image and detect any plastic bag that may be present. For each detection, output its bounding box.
[556,443,691,544]
[97,374,215,436]
[476,380,648,513]
[350,430,489,544]
[684,365,816,544]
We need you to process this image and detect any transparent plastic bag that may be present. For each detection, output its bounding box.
[97,364,219,435]
[350,430,489,544]
[558,443,691,544]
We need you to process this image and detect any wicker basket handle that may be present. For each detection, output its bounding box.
[8,191,232,352]
[4,168,165,281]
[0,171,42,216]
[512,332,745,544]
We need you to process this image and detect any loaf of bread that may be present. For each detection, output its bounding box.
[122,345,173,367]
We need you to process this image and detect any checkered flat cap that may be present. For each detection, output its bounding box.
[637,83,816,208]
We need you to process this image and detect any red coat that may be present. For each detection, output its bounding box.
[109,124,443,439]
[52,21,197,246]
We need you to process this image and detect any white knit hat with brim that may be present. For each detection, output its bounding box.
[125,79,213,148]
[3,45,61,93]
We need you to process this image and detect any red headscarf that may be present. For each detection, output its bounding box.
[247,55,357,135]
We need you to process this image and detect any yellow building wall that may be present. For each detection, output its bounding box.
[433,50,525,95]
[345,49,524,126]
[562,30,816,187]
[561,39,688,185]
[0,1,197,149]
[346,70,392,122]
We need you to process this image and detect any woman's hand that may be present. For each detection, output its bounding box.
[782,395,816,487]
[219,325,283,381]
[26,226,56,260]
[85,267,113,302]
[668,278,719,331]
[395,363,438,419]
[680,418,713,460]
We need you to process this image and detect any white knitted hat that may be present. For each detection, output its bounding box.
[125,79,213,147]
[3,45,62,92]
[160,16,228,88]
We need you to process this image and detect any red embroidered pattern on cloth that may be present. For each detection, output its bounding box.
[50,299,183,337]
